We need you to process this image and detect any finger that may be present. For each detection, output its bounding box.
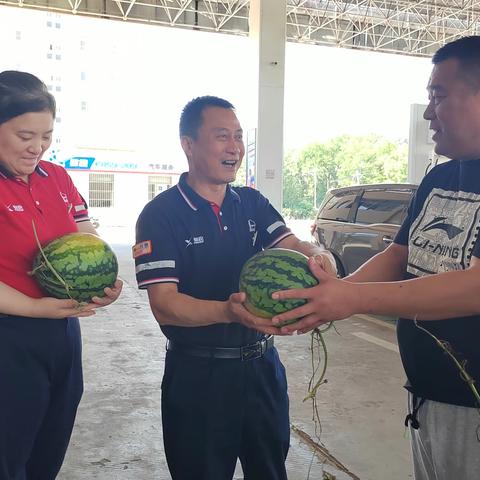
[76,302,97,311]
[309,256,331,280]
[76,309,96,318]
[278,314,320,334]
[271,303,311,326]
[230,292,246,303]
[90,296,110,306]
[271,287,311,301]
[257,325,293,336]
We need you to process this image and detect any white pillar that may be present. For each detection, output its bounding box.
[249,0,287,212]
[408,104,434,184]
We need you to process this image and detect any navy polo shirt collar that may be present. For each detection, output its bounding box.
[176,172,241,211]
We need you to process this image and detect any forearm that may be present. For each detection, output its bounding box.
[347,243,407,283]
[149,290,231,327]
[0,281,36,316]
[354,269,480,320]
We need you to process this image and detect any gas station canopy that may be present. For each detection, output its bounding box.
[2,0,480,57]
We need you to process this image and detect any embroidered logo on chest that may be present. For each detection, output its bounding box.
[6,204,24,212]
[185,236,204,248]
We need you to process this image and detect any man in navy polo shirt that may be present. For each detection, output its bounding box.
[134,96,335,480]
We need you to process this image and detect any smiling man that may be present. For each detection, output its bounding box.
[270,37,480,480]
[133,96,335,480]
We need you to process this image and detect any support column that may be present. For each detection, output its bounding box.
[408,104,433,184]
[249,0,287,212]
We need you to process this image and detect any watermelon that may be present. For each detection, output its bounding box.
[31,232,118,302]
[239,248,318,326]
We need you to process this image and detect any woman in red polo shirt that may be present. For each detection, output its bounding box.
[0,71,123,480]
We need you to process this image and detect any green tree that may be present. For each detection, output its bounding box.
[282,134,408,218]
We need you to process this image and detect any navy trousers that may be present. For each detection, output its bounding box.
[161,346,290,480]
[0,315,83,480]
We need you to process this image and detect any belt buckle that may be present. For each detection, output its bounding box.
[241,341,263,361]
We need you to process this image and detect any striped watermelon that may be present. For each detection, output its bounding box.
[31,232,118,302]
[239,248,318,326]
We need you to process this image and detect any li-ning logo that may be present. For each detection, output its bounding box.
[6,204,24,212]
[60,192,69,203]
[185,236,204,248]
[420,216,463,240]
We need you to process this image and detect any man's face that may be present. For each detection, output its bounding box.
[182,106,245,185]
[424,57,480,160]
[0,111,53,180]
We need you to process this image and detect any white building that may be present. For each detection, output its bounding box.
[0,6,187,225]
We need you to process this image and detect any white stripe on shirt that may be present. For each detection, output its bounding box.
[135,260,176,274]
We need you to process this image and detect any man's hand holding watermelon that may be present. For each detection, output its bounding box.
[228,291,294,336]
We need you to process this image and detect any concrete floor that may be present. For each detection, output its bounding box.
[58,227,414,480]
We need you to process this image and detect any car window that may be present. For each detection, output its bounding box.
[318,190,358,222]
[355,189,412,225]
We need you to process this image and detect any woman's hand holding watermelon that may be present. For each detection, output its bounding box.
[33,297,98,319]
[90,279,123,307]
[271,255,360,334]
[228,292,292,336]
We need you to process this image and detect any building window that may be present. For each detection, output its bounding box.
[81,101,87,111]
[148,175,171,200]
[15,31,21,40]
[47,53,52,59]
[80,71,86,80]
[55,22,61,28]
[47,21,52,27]
[55,86,61,92]
[80,40,86,50]
[89,173,114,208]
[55,54,62,60]
[55,117,62,123]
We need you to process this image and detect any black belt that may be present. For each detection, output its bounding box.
[166,335,274,361]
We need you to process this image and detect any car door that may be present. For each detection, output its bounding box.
[313,188,361,276]
[340,187,414,274]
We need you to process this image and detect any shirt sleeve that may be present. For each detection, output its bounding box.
[69,185,89,222]
[394,195,415,246]
[251,190,293,248]
[52,164,89,222]
[134,202,180,289]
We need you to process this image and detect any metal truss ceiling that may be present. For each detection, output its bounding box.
[1,0,480,57]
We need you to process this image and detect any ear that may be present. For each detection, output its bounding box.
[180,136,194,157]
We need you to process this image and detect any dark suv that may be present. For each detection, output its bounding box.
[312,183,418,277]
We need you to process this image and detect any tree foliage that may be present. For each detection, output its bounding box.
[282,134,408,218]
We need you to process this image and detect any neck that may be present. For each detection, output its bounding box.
[186,175,227,205]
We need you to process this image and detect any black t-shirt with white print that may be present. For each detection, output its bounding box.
[395,159,480,407]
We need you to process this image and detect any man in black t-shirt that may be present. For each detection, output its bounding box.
[134,96,336,480]
[271,37,480,479]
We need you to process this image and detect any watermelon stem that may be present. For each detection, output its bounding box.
[30,220,74,300]
[304,327,329,402]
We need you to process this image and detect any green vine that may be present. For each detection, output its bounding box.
[414,317,480,441]
[29,220,73,300]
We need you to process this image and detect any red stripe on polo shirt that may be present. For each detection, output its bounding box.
[0,161,89,298]
[210,202,223,232]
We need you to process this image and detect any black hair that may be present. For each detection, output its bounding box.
[0,70,56,125]
[432,36,480,90]
[179,95,235,139]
